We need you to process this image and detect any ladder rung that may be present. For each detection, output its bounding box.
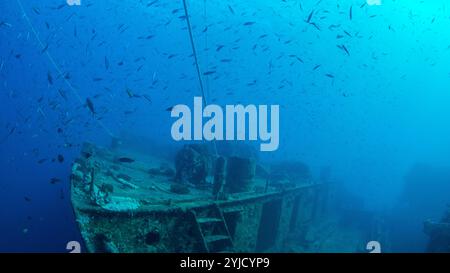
[224,208,244,213]
[205,235,230,244]
[197,217,222,224]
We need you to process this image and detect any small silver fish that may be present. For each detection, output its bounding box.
[85,98,95,114]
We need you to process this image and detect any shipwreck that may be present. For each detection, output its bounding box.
[69,139,375,253]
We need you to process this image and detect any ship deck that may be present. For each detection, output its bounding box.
[71,143,318,215]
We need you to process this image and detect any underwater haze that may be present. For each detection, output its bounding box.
[1,0,450,252]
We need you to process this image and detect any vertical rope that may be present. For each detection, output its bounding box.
[203,0,211,99]
[182,0,218,156]
[182,0,208,106]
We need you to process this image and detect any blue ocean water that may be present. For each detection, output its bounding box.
[1,0,450,252]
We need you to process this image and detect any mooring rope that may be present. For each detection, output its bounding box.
[203,0,211,100]
[182,0,209,106]
[15,0,115,137]
[182,0,219,156]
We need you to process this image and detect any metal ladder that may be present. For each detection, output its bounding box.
[191,204,234,253]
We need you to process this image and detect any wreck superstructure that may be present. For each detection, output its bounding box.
[424,207,450,252]
[70,141,333,253]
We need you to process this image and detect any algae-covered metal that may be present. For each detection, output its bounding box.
[71,142,328,253]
